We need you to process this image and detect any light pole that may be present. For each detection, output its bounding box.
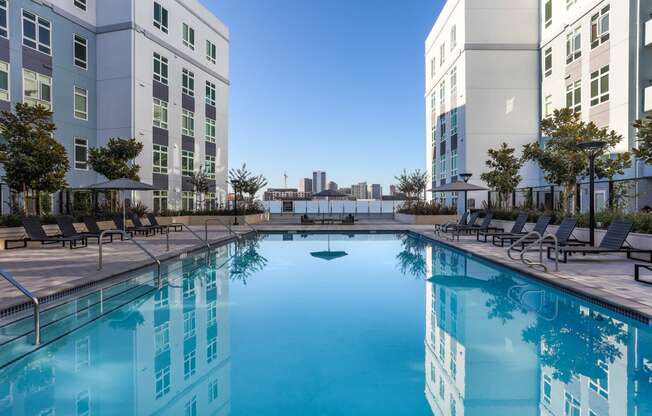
[578,141,607,246]
[459,173,472,213]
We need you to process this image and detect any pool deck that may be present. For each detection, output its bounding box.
[1,218,652,323]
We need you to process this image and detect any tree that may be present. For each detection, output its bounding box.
[523,109,627,214]
[480,143,523,208]
[244,174,268,202]
[189,166,210,210]
[228,164,267,222]
[633,115,652,163]
[88,138,144,180]
[0,103,69,215]
[395,169,428,204]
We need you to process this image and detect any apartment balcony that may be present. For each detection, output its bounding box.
[647,18,652,47]
[645,85,652,113]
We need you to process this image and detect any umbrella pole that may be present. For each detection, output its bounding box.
[123,189,126,232]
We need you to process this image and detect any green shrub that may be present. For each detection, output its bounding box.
[397,202,457,216]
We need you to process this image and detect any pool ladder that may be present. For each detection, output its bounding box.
[0,269,40,345]
[507,231,559,272]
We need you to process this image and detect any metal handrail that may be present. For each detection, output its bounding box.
[0,269,40,345]
[507,231,542,260]
[520,233,559,272]
[242,219,258,234]
[98,230,162,286]
[204,218,234,241]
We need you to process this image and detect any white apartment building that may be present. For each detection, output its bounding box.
[426,0,652,211]
[425,0,541,208]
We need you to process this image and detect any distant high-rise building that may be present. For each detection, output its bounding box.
[328,181,338,191]
[369,184,382,200]
[339,187,352,196]
[299,178,313,193]
[389,185,398,196]
[351,182,368,199]
[312,171,327,193]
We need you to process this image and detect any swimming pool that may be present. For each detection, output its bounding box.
[0,233,650,415]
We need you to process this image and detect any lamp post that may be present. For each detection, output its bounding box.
[578,141,607,246]
[459,173,473,212]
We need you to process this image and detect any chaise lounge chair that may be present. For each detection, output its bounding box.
[510,218,581,251]
[547,220,652,263]
[436,211,469,234]
[5,217,87,249]
[113,214,154,237]
[458,212,498,236]
[477,213,528,243]
[132,214,165,235]
[56,216,114,244]
[83,215,129,240]
[301,215,315,225]
[146,213,183,232]
[492,215,552,247]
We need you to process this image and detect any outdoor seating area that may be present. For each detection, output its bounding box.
[300,214,357,225]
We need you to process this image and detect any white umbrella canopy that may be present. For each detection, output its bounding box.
[87,179,160,231]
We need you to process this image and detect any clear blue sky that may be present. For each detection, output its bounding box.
[201,0,445,190]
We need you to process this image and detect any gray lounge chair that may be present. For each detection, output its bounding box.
[456,212,497,236]
[441,212,478,235]
[547,220,652,263]
[147,213,182,232]
[477,213,528,242]
[132,214,165,234]
[113,214,153,236]
[56,216,113,244]
[436,212,469,233]
[492,215,552,247]
[5,217,87,249]
[83,215,128,240]
[511,218,581,251]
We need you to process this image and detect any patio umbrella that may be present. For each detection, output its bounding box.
[88,178,159,232]
[310,235,348,261]
[428,181,488,212]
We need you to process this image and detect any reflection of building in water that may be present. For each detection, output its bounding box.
[0,247,231,415]
[424,245,539,416]
[631,328,652,415]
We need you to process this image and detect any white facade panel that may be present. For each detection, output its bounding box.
[645,86,652,113]
[646,18,652,47]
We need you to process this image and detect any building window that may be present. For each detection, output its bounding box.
[182,150,194,176]
[153,144,168,174]
[183,310,196,338]
[205,81,216,106]
[439,158,447,181]
[184,350,196,379]
[544,94,553,117]
[566,0,578,10]
[450,25,456,51]
[0,0,8,38]
[544,0,552,28]
[73,34,88,69]
[183,23,195,50]
[74,138,88,170]
[544,47,552,77]
[182,191,195,211]
[439,81,445,107]
[564,392,580,416]
[153,2,168,33]
[182,109,195,136]
[23,69,52,109]
[153,52,168,85]
[153,98,168,129]
[0,60,9,101]
[154,322,170,354]
[23,11,51,55]
[591,5,610,48]
[566,80,581,115]
[450,66,457,98]
[74,0,87,11]
[451,150,458,177]
[76,391,90,416]
[184,396,197,416]
[74,86,88,120]
[439,114,447,142]
[208,379,219,403]
[205,118,216,143]
[205,192,216,210]
[153,190,168,213]
[588,361,609,399]
[205,155,216,180]
[439,43,445,66]
[566,26,581,64]
[450,108,458,137]
[182,68,194,96]
[430,57,436,79]
[206,40,217,64]
[155,366,170,399]
[590,65,609,106]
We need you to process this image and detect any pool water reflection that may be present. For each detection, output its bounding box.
[0,233,650,415]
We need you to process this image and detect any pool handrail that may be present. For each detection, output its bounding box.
[98,230,161,286]
[204,218,234,241]
[0,268,40,345]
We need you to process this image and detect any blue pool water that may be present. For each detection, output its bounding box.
[0,233,651,415]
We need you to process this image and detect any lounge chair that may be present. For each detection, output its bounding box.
[301,215,315,225]
[83,215,128,240]
[341,214,355,225]
[436,212,469,233]
[477,213,528,242]
[132,214,165,235]
[56,216,114,244]
[510,218,581,251]
[147,213,183,232]
[455,212,498,236]
[113,214,154,236]
[492,215,552,247]
[547,220,652,263]
[5,217,87,249]
[441,212,479,235]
